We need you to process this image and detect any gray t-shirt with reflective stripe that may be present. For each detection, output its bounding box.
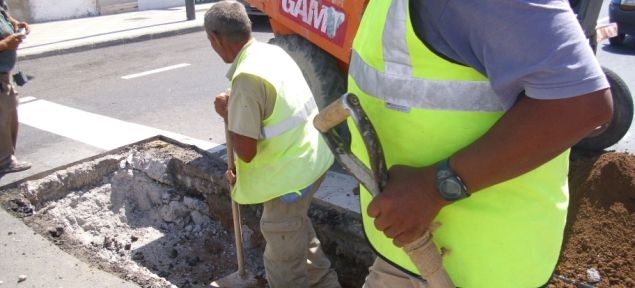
[409,0,609,110]
[0,0,17,73]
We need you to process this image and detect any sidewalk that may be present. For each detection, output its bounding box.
[18,3,214,60]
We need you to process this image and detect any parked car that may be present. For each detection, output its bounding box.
[609,0,635,45]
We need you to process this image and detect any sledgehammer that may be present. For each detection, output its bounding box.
[313,93,454,288]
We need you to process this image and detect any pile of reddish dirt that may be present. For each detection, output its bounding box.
[550,152,635,287]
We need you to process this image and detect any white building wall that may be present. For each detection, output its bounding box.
[30,0,99,22]
[138,0,183,10]
[10,0,186,23]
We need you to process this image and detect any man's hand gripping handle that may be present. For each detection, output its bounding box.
[314,93,454,287]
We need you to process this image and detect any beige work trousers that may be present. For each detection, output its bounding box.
[260,175,341,288]
[363,258,428,288]
[0,73,18,167]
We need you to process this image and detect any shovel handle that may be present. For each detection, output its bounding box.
[225,123,247,277]
[403,231,454,287]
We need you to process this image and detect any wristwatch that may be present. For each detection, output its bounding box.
[436,159,469,201]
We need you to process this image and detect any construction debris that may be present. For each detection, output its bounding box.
[0,139,632,287]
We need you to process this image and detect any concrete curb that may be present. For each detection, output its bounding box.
[18,25,205,61]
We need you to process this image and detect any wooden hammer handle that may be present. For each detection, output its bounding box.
[316,94,454,287]
[313,96,350,133]
[403,231,454,287]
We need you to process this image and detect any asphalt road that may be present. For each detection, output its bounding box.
[2,13,634,186]
[0,18,275,185]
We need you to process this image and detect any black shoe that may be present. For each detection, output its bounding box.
[0,160,31,175]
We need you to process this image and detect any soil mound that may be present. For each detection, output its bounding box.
[551,152,635,287]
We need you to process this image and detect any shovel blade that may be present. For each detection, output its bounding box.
[210,270,259,288]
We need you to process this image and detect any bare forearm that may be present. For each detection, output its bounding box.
[7,17,30,34]
[0,34,20,51]
[451,89,612,193]
[367,89,612,246]
[7,15,17,27]
[230,131,257,163]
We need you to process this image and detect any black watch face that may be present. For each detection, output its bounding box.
[440,178,464,200]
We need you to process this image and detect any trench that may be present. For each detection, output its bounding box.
[0,137,373,288]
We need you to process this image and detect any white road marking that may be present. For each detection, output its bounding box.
[19,96,37,103]
[121,63,191,80]
[17,99,360,213]
[18,99,221,152]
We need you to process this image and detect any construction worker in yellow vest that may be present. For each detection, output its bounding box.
[354,1,613,287]
[205,1,340,287]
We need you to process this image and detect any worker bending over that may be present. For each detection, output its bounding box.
[205,1,340,287]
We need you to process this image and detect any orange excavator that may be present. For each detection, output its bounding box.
[245,0,633,151]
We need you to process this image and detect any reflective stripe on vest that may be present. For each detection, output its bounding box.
[350,51,504,112]
[260,98,317,139]
[230,41,334,204]
[349,1,568,287]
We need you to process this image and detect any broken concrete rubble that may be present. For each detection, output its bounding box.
[0,137,373,288]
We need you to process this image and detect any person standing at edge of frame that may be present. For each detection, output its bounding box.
[0,0,31,177]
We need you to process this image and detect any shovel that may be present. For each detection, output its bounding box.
[313,93,454,288]
[210,123,258,287]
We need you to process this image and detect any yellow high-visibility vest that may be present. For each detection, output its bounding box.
[231,41,334,204]
[349,1,568,287]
